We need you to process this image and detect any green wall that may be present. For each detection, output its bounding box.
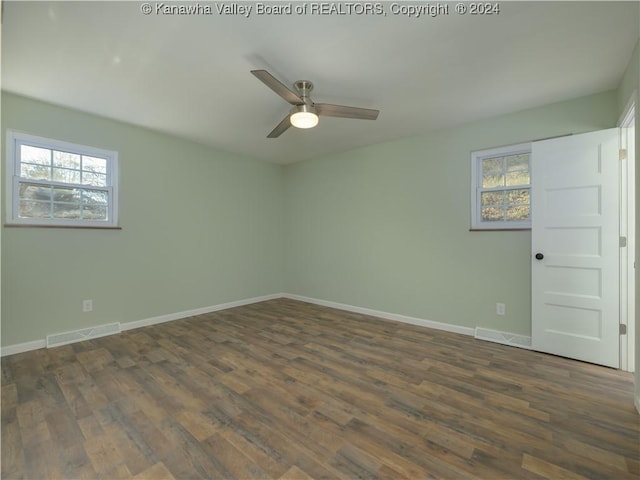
[618,41,638,117]
[284,91,618,336]
[1,92,284,346]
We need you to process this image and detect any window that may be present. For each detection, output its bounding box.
[471,143,531,230]
[6,130,118,227]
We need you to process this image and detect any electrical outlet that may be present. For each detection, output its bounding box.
[82,299,93,312]
[496,303,506,316]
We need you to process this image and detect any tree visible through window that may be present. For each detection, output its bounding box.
[7,131,118,227]
[471,143,531,230]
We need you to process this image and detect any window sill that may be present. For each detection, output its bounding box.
[4,223,122,230]
[469,227,531,232]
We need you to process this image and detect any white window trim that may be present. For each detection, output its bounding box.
[6,130,119,228]
[470,142,531,230]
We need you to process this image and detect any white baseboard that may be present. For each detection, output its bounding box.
[282,293,475,337]
[121,293,283,332]
[1,293,283,357]
[0,339,47,357]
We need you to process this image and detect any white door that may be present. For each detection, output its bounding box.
[531,128,619,368]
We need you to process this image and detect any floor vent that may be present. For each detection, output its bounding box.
[474,327,531,349]
[46,323,121,348]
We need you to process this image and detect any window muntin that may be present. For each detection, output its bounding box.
[7,131,118,227]
[471,144,531,230]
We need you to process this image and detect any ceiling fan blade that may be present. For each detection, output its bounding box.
[267,114,292,138]
[251,70,303,105]
[315,103,379,120]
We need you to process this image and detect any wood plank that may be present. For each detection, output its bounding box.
[522,453,590,480]
[202,432,270,479]
[1,419,25,479]
[219,425,291,478]
[131,462,175,480]
[84,433,126,475]
[278,465,315,480]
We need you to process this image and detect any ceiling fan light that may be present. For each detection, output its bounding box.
[290,105,319,129]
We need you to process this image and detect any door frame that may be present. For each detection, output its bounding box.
[619,91,636,372]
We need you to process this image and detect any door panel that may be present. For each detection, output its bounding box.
[531,129,619,368]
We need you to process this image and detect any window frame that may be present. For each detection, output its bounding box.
[6,130,119,228]
[470,142,531,230]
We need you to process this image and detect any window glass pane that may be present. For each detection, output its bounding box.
[505,189,530,205]
[20,162,51,180]
[481,191,504,206]
[53,150,81,169]
[81,171,107,187]
[52,187,79,203]
[506,154,529,172]
[505,154,529,186]
[20,145,50,165]
[82,155,107,173]
[482,157,504,188]
[19,200,51,218]
[481,207,504,222]
[20,183,52,202]
[83,204,107,220]
[506,206,530,221]
[53,202,82,219]
[82,189,108,205]
[506,170,530,186]
[52,167,81,184]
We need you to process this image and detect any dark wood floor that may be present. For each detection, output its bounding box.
[2,298,639,479]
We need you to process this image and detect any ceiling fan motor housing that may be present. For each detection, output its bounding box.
[294,80,314,102]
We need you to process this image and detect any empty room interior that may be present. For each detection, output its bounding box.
[1,1,640,479]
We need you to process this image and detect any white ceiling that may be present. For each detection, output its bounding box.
[2,1,638,164]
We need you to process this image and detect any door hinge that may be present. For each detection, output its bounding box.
[620,324,627,335]
[620,149,628,161]
[620,236,627,247]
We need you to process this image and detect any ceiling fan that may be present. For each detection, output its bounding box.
[251,69,380,138]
